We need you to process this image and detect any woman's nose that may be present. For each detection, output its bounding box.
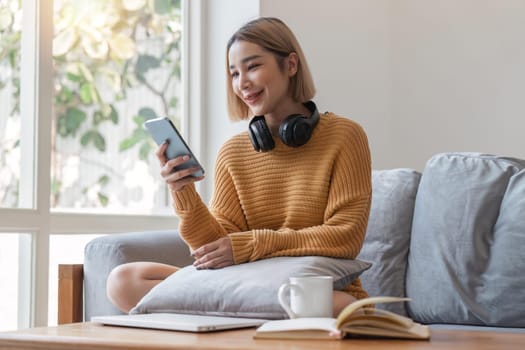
[238,72,251,89]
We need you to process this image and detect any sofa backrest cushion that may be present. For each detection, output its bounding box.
[406,152,525,326]
[479,169,525,326]
[358,169,421,316]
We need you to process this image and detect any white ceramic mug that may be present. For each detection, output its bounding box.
[278,275,333,319]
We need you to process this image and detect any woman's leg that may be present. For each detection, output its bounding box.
[333,290,356,317]
[106,262,179,313]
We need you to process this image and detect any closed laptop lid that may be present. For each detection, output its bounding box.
[91,313,268,333]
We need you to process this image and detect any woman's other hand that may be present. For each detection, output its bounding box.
[156,141,204,192]
[192,237,234,269]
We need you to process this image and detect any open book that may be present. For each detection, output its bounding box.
[254,296,430,340]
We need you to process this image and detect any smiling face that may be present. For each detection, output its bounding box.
[228,40,298,121]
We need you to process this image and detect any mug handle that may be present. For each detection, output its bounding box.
[278,283,302,319]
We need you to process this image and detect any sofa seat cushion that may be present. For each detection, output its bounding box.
[358,168,421,316]
[406,152,525,326]
[130,256,371,319]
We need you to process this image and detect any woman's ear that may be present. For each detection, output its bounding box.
[287,52,299,77]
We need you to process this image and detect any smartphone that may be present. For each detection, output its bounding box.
[144,117,205,177]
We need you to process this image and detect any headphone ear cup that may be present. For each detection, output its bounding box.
[279,115,313,147]
[249,116,275,152]
[248,125,261,152]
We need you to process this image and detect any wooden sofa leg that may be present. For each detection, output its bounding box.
[58,264,84,324]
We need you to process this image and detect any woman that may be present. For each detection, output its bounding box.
[107,17,372,315]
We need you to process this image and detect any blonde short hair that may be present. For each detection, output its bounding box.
[226,17,316,121]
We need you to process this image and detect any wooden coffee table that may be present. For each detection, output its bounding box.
[0,322,523,350]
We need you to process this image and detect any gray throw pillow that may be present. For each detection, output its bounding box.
[358,169,421,316]
[130,256,371,319]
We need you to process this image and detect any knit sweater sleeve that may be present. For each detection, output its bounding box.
[229,124,372,264]
[171,145,247,251]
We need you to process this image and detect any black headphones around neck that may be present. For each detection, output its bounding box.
[248,101,320,152]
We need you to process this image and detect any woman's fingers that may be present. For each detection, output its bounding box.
[192,238,234,270]
[193,247,219,266]
[164,165,201,182]
[156,143,192,175]
[157,152,205,192]
[194,255,233,270]
[160,155,190,177]
[155,141,169,165]
[192,240,218,260]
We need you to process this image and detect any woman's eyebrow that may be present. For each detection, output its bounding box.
[229,54,263,70]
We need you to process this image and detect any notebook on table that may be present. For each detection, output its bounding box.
[91,313,268,333]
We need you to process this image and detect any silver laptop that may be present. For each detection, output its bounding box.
[91,313,268,333]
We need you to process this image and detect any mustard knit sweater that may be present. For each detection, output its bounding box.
[172,112,372,299]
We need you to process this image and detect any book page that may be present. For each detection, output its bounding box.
[343,318,413,333]
[335,296,410,329]
[345,308,414,329]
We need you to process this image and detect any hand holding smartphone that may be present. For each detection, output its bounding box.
[144,117,205,178]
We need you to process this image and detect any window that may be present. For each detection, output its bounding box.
[0,0,189,330]
[51,0,183,215]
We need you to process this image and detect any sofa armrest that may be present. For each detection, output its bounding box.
[58,264,83,324]
[84,230,193,320]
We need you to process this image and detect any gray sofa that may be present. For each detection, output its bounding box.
[84,152,525,331]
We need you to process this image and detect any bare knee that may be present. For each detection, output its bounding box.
[106,262,178,313]
[106,263,142,313]
[107,263,134,296]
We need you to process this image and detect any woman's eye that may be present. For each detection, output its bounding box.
[230,71,239,78]
[248,63,260,70]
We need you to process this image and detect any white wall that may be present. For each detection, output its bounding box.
[259,0,525,170]
[197,0,259,201]
[390,0,525,169]
[200,0,525,200]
